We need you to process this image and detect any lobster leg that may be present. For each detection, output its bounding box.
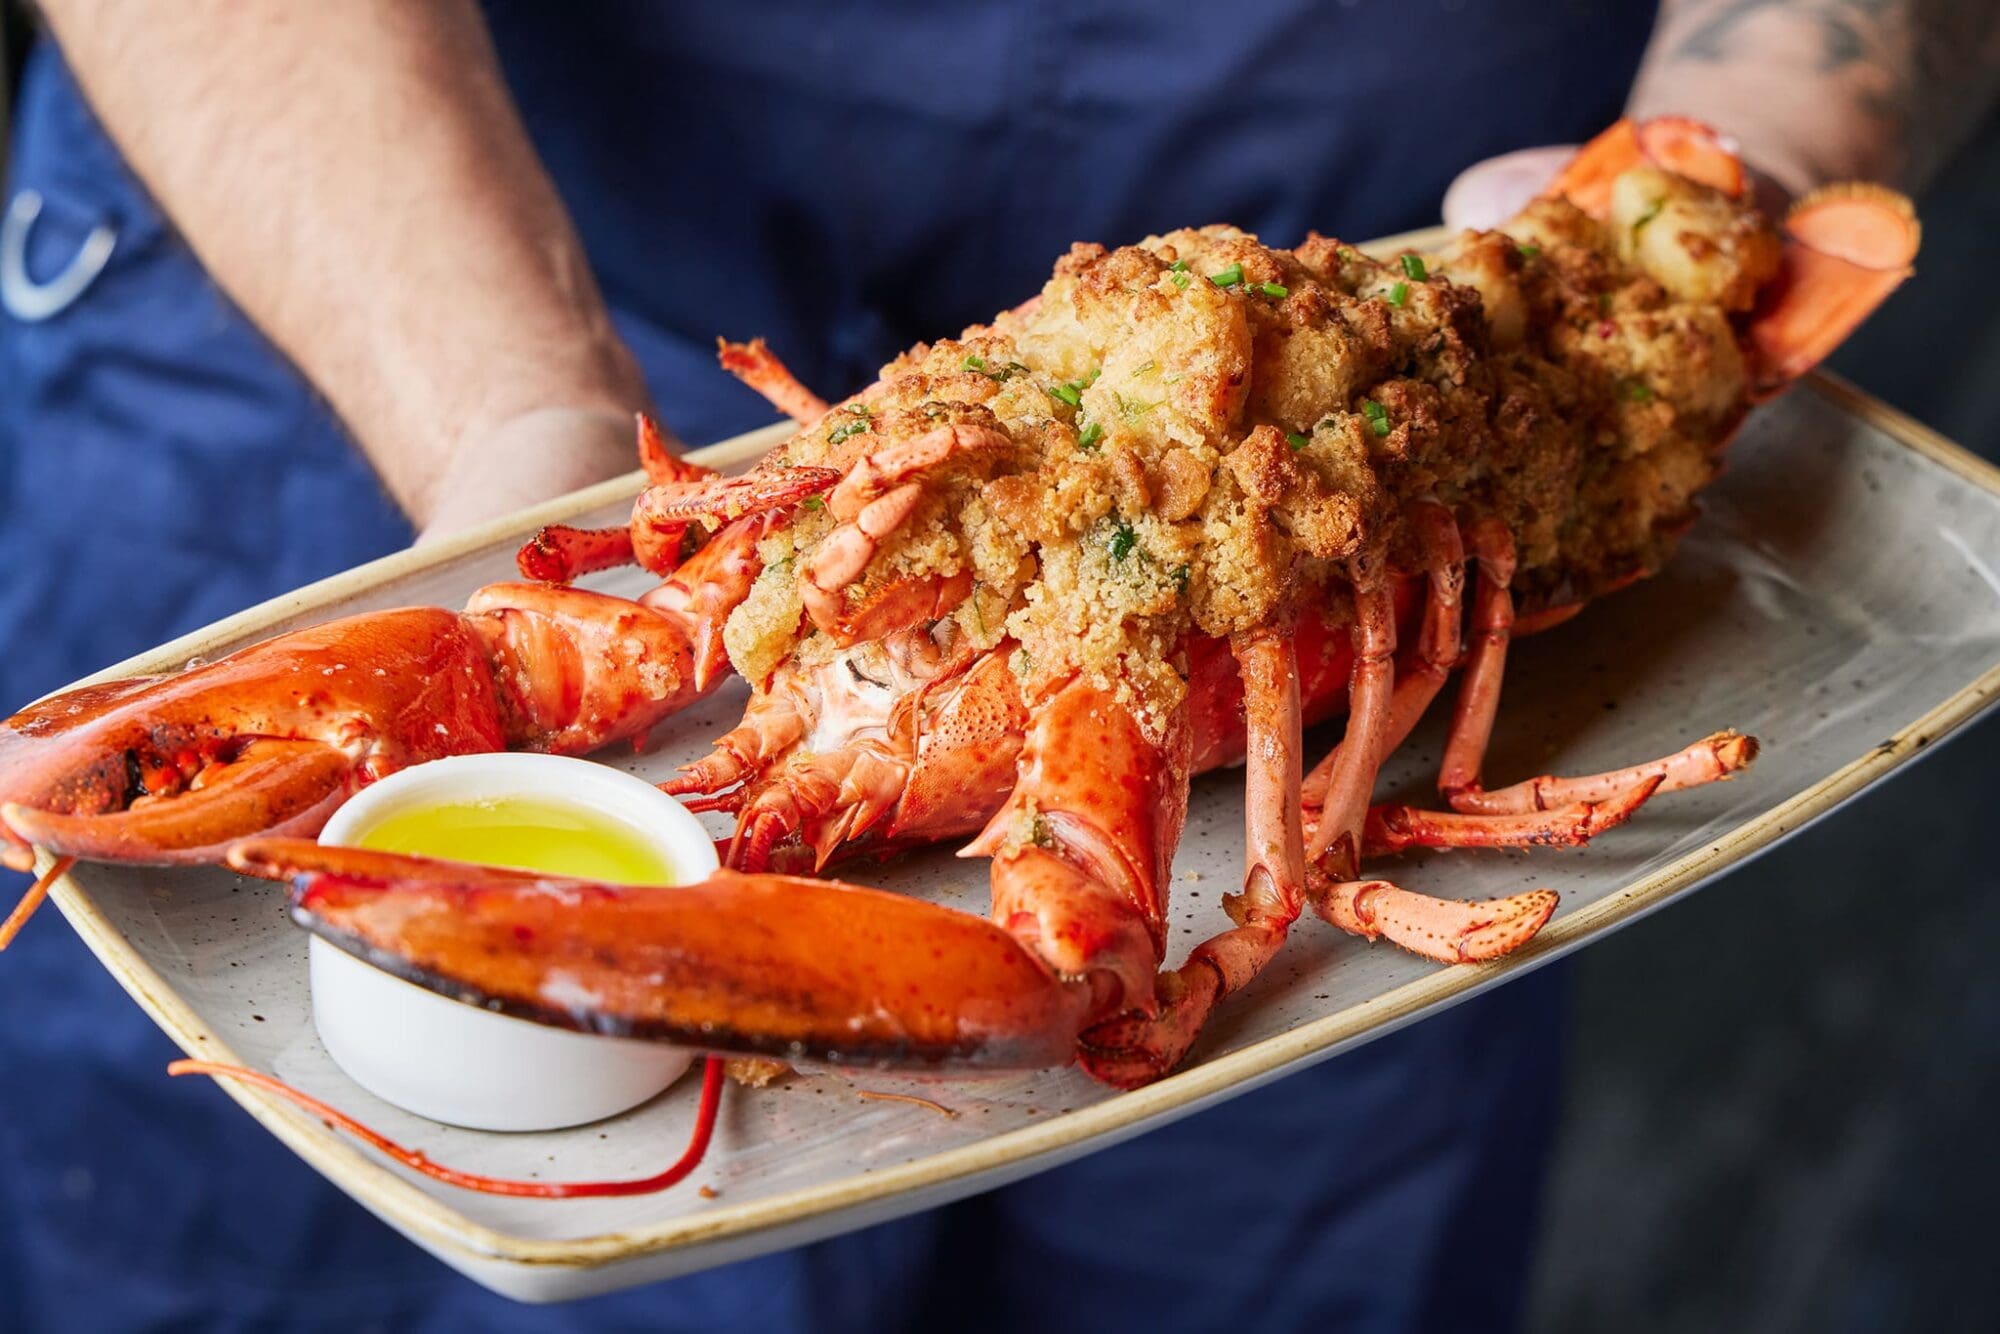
[1303,506,1464,813]
[1311,874,1558,965]
[718,337,832,424]
[516,524,641,584]
[519,415,720,582]
[1426,521,1757,817]
[799,424,1013,641]
[661,680,814,803]
[1447,731,1757,817]
[1077,629,1306,1087]
[1366,777,1661,855]
[1304,579,1398,876]
[1438,517,1516,798]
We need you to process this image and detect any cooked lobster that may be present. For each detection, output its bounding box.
[1,121,1920,1110]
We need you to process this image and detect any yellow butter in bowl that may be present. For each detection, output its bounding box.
[309,753,717,1132]
[354,794,680,885]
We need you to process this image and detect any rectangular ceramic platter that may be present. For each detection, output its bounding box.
[41,373,2000,1303]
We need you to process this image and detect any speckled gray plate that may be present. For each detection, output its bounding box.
[36,372,2000,1303]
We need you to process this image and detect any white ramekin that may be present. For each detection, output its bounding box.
[309,753,715,1131]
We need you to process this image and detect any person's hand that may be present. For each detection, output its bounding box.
[1441,145,1581,233]
[416,405,669,542]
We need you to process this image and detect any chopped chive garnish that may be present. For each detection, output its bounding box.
[827,420,869,445]
[1169,258,1189,272]
[1108,520,1138,562]
[1360,399,1390,436]
[1389,280,1409,307]
[1047,382,1082,408]
[801,495,825,512]
[1170,270,1192,290]
[1210,262,1244,288]
[1259,281,1289,298]
[1517,244,1540,260]
[1086,366,1102,385]
[845,402,871,416]
[1285,430,1310,451]
[1630,200,1663,234]
[1400,254,1428,281]
[1170,564,1191,592]
[1623,380,1655,402]
[961,353,986,372]
[1078,420,1104,451]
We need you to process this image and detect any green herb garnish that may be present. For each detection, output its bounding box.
[961,354,986,372]
[1517,243,1540,260]
[1630,200,1663,234]
[1400,254,1428,281]
[1077,420,1104,451]
[827,419,869,445]
[1389,280,1409,307]
[1360,399,1390,437]
[1047,381,1083,408]
[1108,520,1138,562]
[1210,262,1244,288]
[1623,380,1655,402]
[1285,430,1310,451]
[1259,281,1289,299]
[1170,564,1191,592]
[801,495,825,512]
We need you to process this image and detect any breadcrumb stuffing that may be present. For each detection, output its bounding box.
[717,172,1776,729]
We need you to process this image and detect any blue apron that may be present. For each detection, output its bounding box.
[0,3,1649,1327]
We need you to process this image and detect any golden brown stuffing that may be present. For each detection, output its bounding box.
[721,171,1778,731]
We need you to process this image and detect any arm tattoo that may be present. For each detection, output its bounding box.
[1651,0,2000,188]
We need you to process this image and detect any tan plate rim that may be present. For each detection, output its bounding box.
[34,279,2000,1270]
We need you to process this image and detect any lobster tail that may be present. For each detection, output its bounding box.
[1549,116,1919,397]
[1748,184,1921,397]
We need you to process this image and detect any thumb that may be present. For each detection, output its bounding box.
[1441,144,1576,232]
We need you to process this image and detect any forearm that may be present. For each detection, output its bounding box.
[1629,0,2000,196]
[39,0,648,526]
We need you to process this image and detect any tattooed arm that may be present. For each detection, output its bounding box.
[1446,0,1999,228]
[1630,0,2000,196]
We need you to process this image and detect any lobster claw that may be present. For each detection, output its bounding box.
[4,740,352,869]
[232,837,1091,1071]
[0,609,508,870]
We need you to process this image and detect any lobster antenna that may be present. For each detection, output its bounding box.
[169,1055,726,1198]
[0,854,74,951]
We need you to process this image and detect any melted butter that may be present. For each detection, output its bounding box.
[355,796,677,885]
